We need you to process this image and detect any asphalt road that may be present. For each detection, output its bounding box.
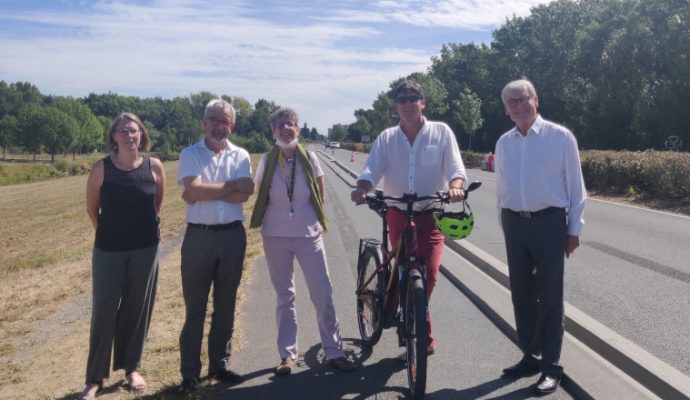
[222,147,576,399]
[325,146,690,377]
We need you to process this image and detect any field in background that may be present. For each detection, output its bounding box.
[0,153,102,185]
[0,156,263,399]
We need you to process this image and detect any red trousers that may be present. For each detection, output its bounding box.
[386,208,444,349]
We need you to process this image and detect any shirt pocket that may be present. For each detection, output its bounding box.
[421,145,439,166]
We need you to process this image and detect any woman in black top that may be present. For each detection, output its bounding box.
[81,113,165,399]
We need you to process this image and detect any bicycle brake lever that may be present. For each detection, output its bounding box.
[463,181,482,200]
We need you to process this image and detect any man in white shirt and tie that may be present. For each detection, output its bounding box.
[495,79,586,395]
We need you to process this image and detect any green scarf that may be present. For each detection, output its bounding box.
[250,144,328,233]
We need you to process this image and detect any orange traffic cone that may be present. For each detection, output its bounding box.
[350,152,355,162]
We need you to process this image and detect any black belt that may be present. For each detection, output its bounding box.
[188,221,242,231]
[504,207,562,219]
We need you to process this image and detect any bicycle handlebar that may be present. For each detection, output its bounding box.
[363,181,482,215]
[369,191,450,204]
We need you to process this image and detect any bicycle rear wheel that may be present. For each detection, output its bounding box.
[356,246,384,346]
[405,272,428,399]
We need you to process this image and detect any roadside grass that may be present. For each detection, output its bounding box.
[0,155,264,399]
[0,152,101,185]
[0,152,88,162]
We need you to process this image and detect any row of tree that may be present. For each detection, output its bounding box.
[0,82,322,160]
[2,0,688,158]
[334,0,689,152]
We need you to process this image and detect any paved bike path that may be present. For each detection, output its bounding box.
[214,164,575,399]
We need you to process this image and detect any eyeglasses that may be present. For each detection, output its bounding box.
[274,120,297,129]
[117,128,140,136]
[207,117,233,126]
[506,96,533,108]
[395,95,422,104]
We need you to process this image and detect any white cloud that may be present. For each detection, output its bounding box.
[320,0,547,29]
[0,0,550,134]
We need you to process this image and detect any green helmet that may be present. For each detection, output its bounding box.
[434,202,475,240]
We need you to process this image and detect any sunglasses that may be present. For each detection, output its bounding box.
[395,95,422,104]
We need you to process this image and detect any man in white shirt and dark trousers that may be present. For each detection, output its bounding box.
[495,79,586,395]
[351,79,467,355]
[176,99,255,394]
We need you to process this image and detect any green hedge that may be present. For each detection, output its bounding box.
[340,142,372,153]
[461,151,484,169]
[340,143,689,203]
[581,150,690,201]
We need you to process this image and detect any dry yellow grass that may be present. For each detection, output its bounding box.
[0,156,263,400]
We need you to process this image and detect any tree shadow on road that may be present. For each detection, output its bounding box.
[214,338,408,400]
[430,378,533,400]
[55,339,409,400]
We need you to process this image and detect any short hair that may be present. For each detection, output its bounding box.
[392,79,425,100]
[269,107,299,128]
[106,112,151,153]
[203,99,236,123]
[501,79,537,105]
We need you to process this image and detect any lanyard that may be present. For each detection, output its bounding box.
[285,157,297,218]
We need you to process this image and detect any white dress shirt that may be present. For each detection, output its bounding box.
[358,120,467,210]
[495,116,586,236]
[177,138,252,224]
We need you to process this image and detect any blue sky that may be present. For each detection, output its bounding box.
[0,0,550,134]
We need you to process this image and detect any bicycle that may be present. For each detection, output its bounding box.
[355,181,481,399]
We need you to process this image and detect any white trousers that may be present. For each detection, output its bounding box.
[262,235,345,360]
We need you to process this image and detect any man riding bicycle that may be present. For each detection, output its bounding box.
[350,79,467,354]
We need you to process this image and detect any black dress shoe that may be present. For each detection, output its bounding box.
[213,369,245,385]
[532,373,561,395]
[177,377,199,394]
[501,357,540,378]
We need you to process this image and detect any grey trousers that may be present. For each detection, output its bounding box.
[179,224,246,379]
[501,208,567,377]
[85,245,159,384]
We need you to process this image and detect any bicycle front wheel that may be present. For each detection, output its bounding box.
[356,246,384,346]
[405,272,428,399]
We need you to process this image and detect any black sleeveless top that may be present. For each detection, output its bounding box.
[94,156,160,252]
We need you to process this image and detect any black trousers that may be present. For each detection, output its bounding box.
[501,208,567,377]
